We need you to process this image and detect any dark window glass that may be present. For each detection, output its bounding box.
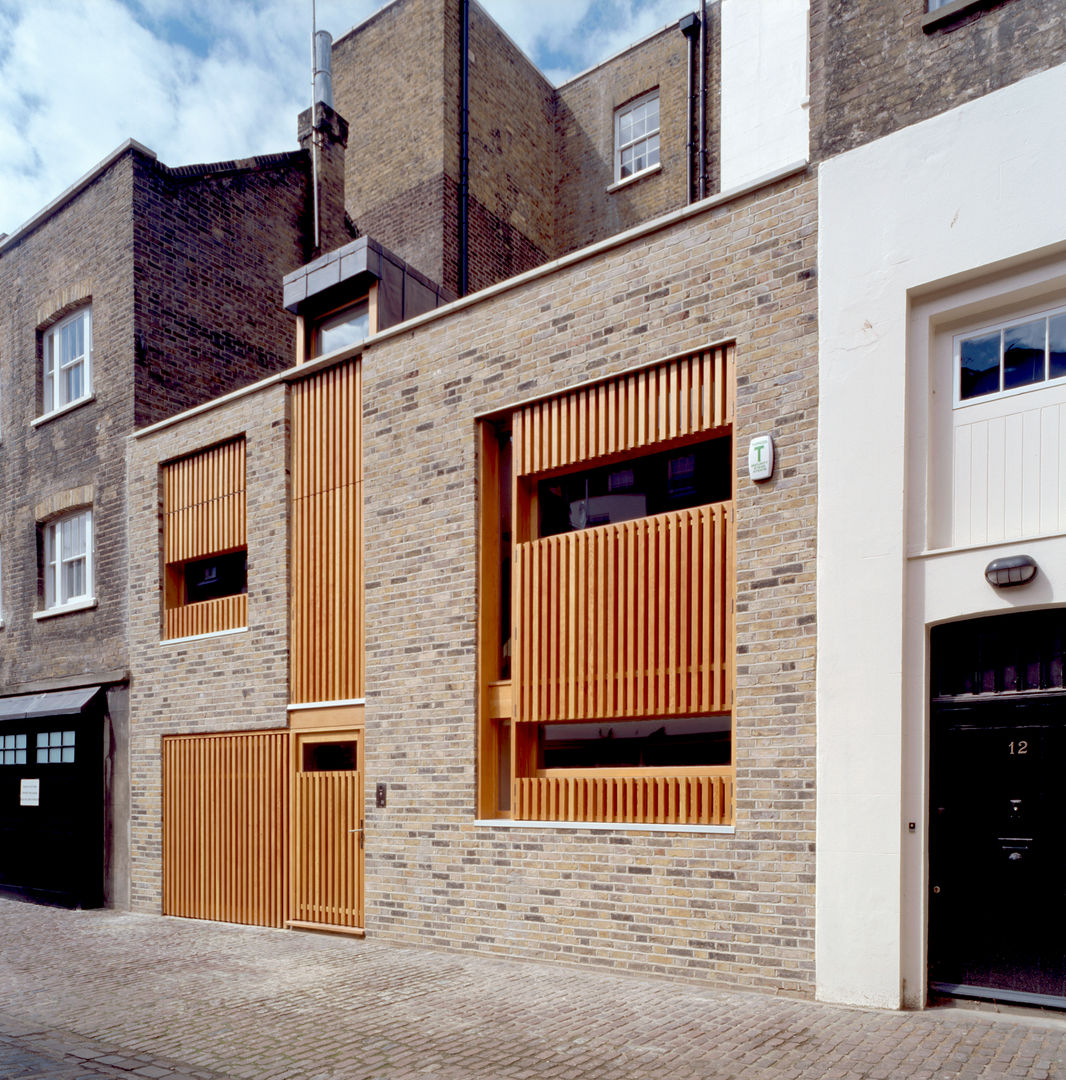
[959,332,1000,400]
[538,437,731,537]
[1049,313,1066,381]
[1003,319,1046,391]
[183,550,247,604]
[539,717,730,770]
[302,741,358,772]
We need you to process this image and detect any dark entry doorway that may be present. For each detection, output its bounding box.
[0,688,105,908]
[929,610,1066,1007]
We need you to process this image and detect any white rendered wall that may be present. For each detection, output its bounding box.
[719,0,809,191]
[817,62,1066,1009]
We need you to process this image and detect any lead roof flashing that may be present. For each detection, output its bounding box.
[282,235,449,314]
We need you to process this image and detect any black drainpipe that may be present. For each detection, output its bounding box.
[679,13,700,204]
[698,0,707,199]
[459,0,470,297]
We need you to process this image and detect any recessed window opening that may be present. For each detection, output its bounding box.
[538,436,732,537]
[957,305,1066,403]
[43,307,92,414]
[615,91,660,181]
[539,716,732,771]
[312,299,369,358]
[44,509,93,609]
[182,551,247,604]
[302,740,358,772]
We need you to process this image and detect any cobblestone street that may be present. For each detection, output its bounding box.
[1,897,1065,1080]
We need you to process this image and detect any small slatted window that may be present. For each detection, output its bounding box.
[162,438,247,639]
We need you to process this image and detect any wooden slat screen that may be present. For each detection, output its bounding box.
[290,361,363,704]
[164,595,247,641]
[513,503,732,723]
[162,730,289,928]
[163,438,246,563]
[291,770,361,928]
[514,345,733,478]
[513,770,734,826]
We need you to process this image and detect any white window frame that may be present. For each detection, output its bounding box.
[614,91,661,183]
[42,509,93,613]
[42,307,92,417]
[953,301,1066,408]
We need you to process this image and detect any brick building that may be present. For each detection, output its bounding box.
[116,0,1066,1014]
[0,130,334,910]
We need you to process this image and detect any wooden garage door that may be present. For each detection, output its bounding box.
[162,730,289,927]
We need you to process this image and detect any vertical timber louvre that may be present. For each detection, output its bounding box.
[290,769,362,928]
[513,344,733,477]
[290,361,363,703]
[512,503,733,723]
[162,438,247,638]
[502,344,736,826]
[162,731,289,927]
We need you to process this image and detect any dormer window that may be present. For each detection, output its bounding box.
[311,298,370,358]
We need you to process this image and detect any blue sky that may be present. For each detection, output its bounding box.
[0,0,690,237]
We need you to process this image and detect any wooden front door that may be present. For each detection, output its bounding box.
[288,730,363,932]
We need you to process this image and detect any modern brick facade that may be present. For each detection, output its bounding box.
[126,163,818,992]
[126,385,291,911]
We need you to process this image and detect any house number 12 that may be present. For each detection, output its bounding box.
[1009,740,1029,755]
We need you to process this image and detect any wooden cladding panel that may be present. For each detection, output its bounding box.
[291,361,362,499]
[514,345,734,477]
[164,594,247,640]
[290,361,364,704]
[513,770,734,826]
[291,771,361,928]
[513,503,732,723]
[163,439,246,563]
[162,731,289,928]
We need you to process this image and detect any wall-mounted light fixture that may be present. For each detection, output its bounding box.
[984,554,1038,588]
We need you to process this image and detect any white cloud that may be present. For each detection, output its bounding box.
[0,0,690,237]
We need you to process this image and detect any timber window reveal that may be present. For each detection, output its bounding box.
[615,91,660,182]
[43,509,93,611]
[42,307,92,416]
[478,346,736,826]
[162,438,247,640]
[956,305,1066,404]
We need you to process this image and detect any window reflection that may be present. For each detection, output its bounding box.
[312,300,370,358]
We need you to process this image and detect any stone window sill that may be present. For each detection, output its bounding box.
[34,597,97,620]
[161,626,249,646]
[607,163,662,194]
[32,394,96,428]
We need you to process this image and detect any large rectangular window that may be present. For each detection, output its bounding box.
[43,307,92,415]
[478,347,736,826]
[162,438,246,639]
